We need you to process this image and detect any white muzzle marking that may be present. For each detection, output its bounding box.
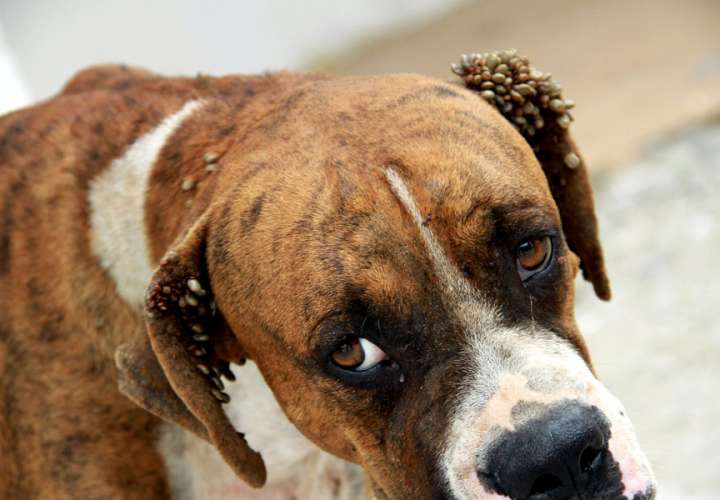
[384,167,655,499]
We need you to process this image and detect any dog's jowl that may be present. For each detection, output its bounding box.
[0,54,656,499]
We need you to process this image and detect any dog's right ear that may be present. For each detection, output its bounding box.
[116,213,267,488]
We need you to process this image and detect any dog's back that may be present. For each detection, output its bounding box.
[0,66,173,498]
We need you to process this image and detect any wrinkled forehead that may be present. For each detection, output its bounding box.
[213,75,563,341]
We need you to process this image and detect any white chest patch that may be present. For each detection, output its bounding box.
[88,99,203,308]
[157,361,364,500]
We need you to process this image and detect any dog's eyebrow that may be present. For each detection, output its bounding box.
[464,197,555,227]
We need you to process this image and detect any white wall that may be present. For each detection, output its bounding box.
[0,0,463,104]
[0,22,31,114]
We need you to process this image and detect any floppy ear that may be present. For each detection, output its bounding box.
[115,213,267,487]
[453,50,611,300]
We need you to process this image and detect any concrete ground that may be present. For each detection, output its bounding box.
[575,123,720,499]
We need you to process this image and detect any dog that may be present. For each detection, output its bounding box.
[0,50,656,499]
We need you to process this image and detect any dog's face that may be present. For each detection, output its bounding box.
[139,75,655,499]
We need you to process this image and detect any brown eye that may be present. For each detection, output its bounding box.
[516,236,552,280]
[332,338,365,369]
[331,337,388,371]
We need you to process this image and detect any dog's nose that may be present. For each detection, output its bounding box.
[478,402,610,499]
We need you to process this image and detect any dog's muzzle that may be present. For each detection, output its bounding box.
[478,400,653,500]
[441,330,656,500]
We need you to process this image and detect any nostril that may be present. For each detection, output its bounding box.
[579,445,604,474]
[528,473,564,497]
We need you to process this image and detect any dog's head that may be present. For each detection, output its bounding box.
[118,52,655,499]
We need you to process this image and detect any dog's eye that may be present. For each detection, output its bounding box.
[516,236,553,281]
[331,337,388,371]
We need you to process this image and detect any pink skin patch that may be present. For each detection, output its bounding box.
[442,337,656,499]
[598,386,656,498]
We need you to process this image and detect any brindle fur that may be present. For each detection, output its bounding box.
[0,65,608,499]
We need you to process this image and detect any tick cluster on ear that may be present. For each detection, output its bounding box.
[452,49,581,169]
[146,251,239,405]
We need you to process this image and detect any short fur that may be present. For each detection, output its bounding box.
[0,64,654,499]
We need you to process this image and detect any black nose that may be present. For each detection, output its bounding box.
[478,401,612,500]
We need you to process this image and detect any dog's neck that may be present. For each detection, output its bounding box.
[86,94,363,497]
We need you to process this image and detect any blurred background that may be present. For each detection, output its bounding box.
[1,0,718,497]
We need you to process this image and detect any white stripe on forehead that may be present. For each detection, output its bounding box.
[88,99,203,308]
[386,167,509,497]
[384,167,499,331]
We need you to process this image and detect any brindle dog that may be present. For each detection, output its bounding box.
[0,57,656,499]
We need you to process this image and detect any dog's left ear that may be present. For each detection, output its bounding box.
[452,50,611,300]
[117,213,267,488]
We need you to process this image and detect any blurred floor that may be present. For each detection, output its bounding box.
[319,0,720,170]
[575,123,720,499]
